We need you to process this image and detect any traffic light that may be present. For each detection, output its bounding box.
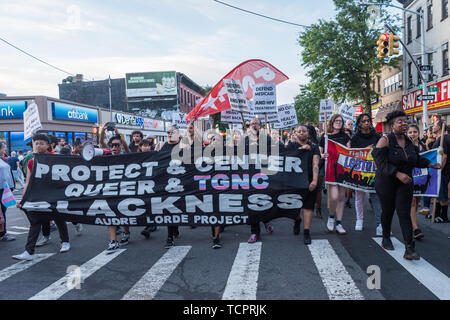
[388,33,400,56]
[376,33,389,59]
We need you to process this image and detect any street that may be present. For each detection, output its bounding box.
[1,192,449,300]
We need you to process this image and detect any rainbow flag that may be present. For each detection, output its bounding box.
[1,184,16,208]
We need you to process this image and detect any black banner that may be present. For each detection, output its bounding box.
[21,145,310,226]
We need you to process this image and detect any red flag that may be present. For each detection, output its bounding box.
[186,59,288,121]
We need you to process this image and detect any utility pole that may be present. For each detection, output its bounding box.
[362,1,430,131]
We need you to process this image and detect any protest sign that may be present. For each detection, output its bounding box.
[23,101,42,140]
[253,83,276,114]
[274,104,298,129]
[338,104,356,123]
[21,145,310,226]
[172,112,188,129]
[319,99,333,123]
[223,79,249,113]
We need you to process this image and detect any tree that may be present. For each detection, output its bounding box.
[298,0,400,114]
[294,84,324,124]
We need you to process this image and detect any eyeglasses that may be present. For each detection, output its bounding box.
[167,130,178,135]
[111,143,121,148]
[334,120,343,123]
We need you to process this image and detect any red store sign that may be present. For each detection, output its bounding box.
[402,79,450,114]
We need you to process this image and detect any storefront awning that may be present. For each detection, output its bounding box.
[373,103,402,123]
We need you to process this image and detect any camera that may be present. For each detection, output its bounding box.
[106,122,116,131]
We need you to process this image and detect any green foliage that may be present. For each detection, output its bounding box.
[298,0,400,112]
[294,84,323,124]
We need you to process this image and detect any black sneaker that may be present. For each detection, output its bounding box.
[435,217,444,223]
[212,237,222,249]
[293,219,301,235]
[382,237,394,250]
[174,228,180,239]
[147,225,157,232]
[141,227,150,239]
[345,200,352,208]
[165,237,174,249]
[303,233,312,245]
[106,241,119,254]
[404,243,420,260]
[119,233,130,246]
[115,226,122,235]
[413,229,424,240]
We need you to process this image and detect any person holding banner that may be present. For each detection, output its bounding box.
[0,142,16,241]
[99,125,132,253]
[247,117,275,243]
[350,113,383,234]
[289,125,319,244]
[372,111,441,260]
[13,134,70,260]
[432,122,449,223]
[407,124,426,239]
[319,114,351,235]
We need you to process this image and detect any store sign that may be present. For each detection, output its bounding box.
[115,112,144,127]
[144,118,164,131]
[0,100,27,119]
[52,102,98,123]
[402,79,450,114]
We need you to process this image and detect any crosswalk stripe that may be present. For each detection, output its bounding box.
[373,237,450,300]
[308,240,364,300]
[122,246,191,300]
[0,254,56,283]
[6,231,27,235]
[29,249,126,300]
[222,242,262,300]
[10,226,30,230]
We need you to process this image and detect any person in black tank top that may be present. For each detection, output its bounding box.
[372,111,441,260]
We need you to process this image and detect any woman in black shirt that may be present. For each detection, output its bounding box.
[319,114,351,235]
[372,111,440,260]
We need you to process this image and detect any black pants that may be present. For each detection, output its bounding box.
[0,202,6,237]
[25,213,69,255]
[167,226,179,238]
[375,175,414,246]
[250,219,271,235]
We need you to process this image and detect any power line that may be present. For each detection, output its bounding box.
[0,35,75,76]
[213,0,310,29]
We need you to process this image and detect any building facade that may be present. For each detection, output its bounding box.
[402,0,450,127]
[0,96,100,153]
[373,58,404,132]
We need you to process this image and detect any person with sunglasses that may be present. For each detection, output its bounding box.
[350,113,383,235]
[99,124,130,254]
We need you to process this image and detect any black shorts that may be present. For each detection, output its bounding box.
[303,189,318,210]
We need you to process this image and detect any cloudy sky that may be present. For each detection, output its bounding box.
[0,0,336,105]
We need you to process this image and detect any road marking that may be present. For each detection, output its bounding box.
[0,254,55,283]
[29,249,126,300]
[373,237,450,300]
[308,239,364,300]
[10,226,29,230]
[122,246,191,300]
[222,242,262,300]
[6,231,27,235]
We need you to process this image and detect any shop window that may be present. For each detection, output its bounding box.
[10,132,32,153]
[74,132,87,143]
[0,132,8,144]
[67,132,73,145]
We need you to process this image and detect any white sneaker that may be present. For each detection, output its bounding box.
[335,224,347,235]
[12,251,34,261]
[60,242,70,253]
[74,224,83,235]
[327,217,335,232]
[36,236,51,247]
[376,224,383,236]
[355,220,363,231]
